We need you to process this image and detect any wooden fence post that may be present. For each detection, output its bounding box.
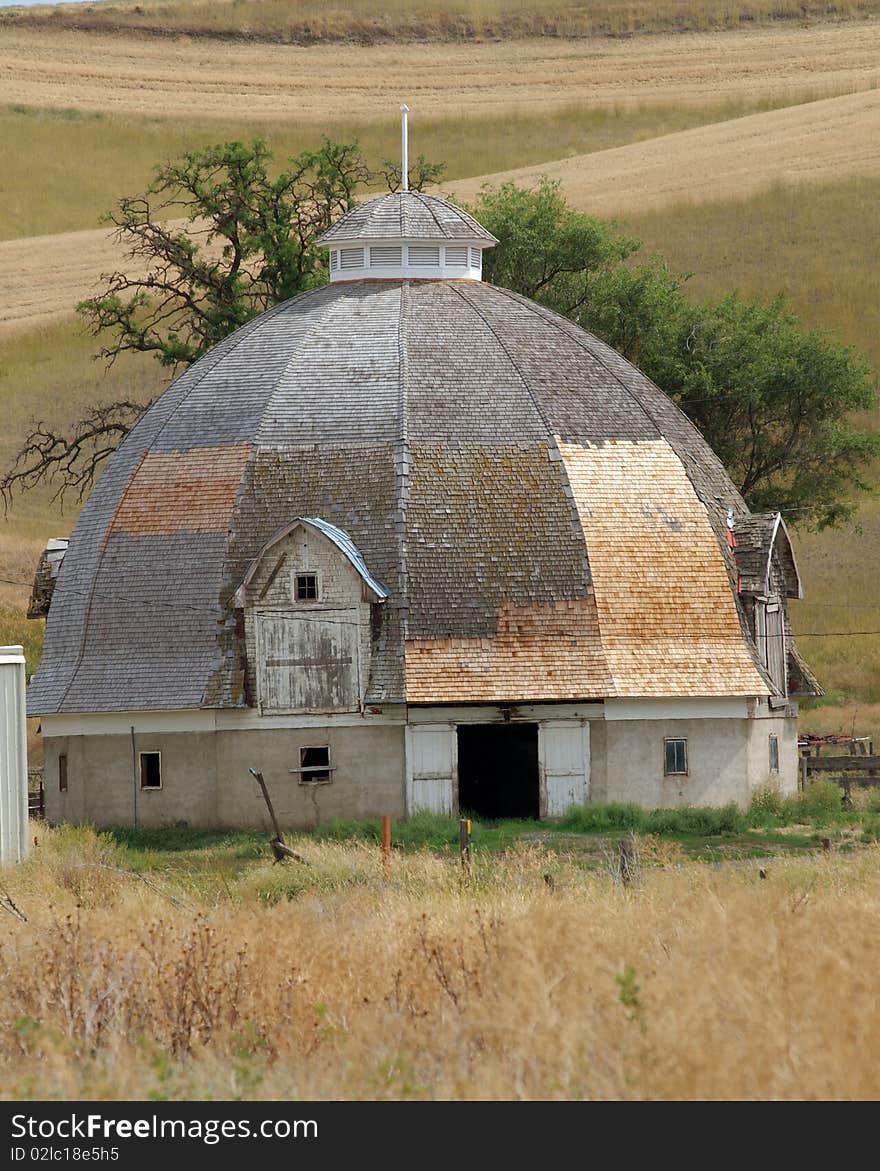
[619,838,635,886]
[382,815,391,882]
[459,818,471,875]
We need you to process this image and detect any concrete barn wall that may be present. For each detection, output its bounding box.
[43,725,406,829]
[745,710,800,797]
[605,718,749,808]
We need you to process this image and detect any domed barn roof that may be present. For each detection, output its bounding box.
[29,194,800,716]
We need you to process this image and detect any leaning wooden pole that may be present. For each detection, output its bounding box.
[248,768,308,864]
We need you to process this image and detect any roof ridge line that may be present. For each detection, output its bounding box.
[410,190,451,238]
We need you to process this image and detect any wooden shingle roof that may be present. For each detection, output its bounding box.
[316,192,497,244]
[29,279,809,714]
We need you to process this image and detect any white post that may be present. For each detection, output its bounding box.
[400,103,410,193]
[0,646,29,864]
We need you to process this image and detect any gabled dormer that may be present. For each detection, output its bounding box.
[235,518,388,714]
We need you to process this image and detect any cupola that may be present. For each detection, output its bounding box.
[316,106,497,283]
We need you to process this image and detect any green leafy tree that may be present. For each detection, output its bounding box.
[656,293,878,527]
[471,178,878,528]
[79,137,370,370]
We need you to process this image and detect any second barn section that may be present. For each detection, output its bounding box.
[28,183,819,827]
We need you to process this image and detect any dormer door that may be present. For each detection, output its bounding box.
[256,608,361,713]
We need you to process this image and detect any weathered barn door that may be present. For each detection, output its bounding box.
[406,724,456,816]
[256,609,360,712]
[755,597,787,695]
[539,721,590,817]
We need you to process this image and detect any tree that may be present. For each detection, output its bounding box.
[471,178,879,529]
[79,137,370,371]
[3,163,877,529]
[654,293,878,528]
[1,138,443,507]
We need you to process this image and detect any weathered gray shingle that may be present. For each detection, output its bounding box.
[317,192,496,245]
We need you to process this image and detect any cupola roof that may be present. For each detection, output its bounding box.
[316,191,497,246]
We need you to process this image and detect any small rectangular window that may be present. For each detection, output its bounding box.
[664,738,688,776]
[408,245,441,266]
[140,751,162,790]
[329,250,338,271]
[295,572,318,601]
[59,753,68,793]
[445,246,468,267]
[470,247,482,269]
[769,734,779,773]
[370,246,402,267]
[297,745,332,784]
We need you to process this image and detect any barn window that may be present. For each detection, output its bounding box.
[295,572,318,601]
[445,246,468,267]
[140,751,162,790]
[470,247,482,269]
[329,250,339,271]
[664,738,688,776]
[59,753,68,793]
[296,745,332,784]
[769,734,779,773]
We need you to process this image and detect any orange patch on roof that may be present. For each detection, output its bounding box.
[108,445,252,538]
[405,596,613,703]
[557,438,768,698]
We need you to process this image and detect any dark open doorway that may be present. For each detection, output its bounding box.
[457,723,539,820]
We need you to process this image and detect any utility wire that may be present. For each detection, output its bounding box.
[3,574,880,637]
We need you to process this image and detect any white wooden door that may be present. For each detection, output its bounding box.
[256,610,360,712]
[406,724,456,816]
[540,721,590,817]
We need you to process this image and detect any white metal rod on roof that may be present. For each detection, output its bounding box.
[0,646,29,865]
[401,104,409,193]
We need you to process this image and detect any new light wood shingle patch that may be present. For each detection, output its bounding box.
[405,597,612,703]
[109,445,252,537]
[559,438,769,698]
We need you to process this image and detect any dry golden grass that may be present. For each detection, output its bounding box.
[3,89,876,327]
[446,88,880,214]
[3,94,830,241]
[5,0,878,42]
[2,21,878,123]
[1,823,879,1100]
[625,174,880,372]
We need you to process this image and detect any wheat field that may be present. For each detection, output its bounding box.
[2,21,879,123]
[0,824,878,1100]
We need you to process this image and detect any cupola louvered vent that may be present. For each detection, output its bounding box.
[370,246,402,268]
[317,192,496,283]
[340,247,365,270]
[408,245,441,267]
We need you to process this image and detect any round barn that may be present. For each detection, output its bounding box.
[28,188,819,827]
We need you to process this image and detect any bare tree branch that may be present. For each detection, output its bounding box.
[1,401,151,512]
